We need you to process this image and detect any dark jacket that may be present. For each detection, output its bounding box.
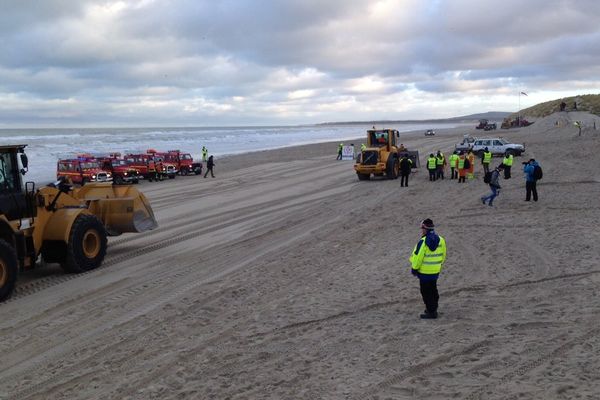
[489,169,501,188]
[207,156,215,168]
[399,157,412,174]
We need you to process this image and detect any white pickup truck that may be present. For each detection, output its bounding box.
[455,136,525,156]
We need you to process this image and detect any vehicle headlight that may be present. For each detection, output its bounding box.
[107,173,111,178]
[124,172,128,176]
[92,175,96,179]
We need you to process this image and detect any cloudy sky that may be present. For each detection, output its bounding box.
[1,0,600,127]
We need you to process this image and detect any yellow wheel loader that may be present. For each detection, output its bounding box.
[0,145,158,302]
[353,128,419,180]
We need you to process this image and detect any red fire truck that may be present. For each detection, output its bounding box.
[95,153,140,184]
[146,149,177,179]
[56,155,112,185]
[164,150,203,175]
[123,152,166,182]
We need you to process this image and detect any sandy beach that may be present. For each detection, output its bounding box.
[1,111,600,399]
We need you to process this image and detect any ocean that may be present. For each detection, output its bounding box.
[1,123,465,184]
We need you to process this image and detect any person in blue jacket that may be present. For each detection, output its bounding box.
[523,158,540,201]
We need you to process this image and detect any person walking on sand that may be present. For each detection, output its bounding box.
[201,146,208,163]
[336,143,344,160]
[409,218,446,319]
[427,153,437,181]
[481,165,503,206]
[399,154,412,187]
[523,158,540,201]
[204,155,215,178]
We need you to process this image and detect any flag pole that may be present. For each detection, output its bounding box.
[518,91,521,125]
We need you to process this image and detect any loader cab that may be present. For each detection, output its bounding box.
[0,145,31,220]
[367,129,399,148]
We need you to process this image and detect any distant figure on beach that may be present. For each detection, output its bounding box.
[481,165,503,207]
[560,101,566,112]
[399,154,412,187]
[336,143,343,160]
[204,155,215,178]
[398,143,407,152]
[202,146,208,163]
[410,218,446,319]
[573,101,577,111]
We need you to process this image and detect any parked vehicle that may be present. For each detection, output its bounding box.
[455,135,477,153]
[483,123,497,131]
[164,150,203,175]
[476,119,489,129]
[146,150,177,179]
[425,129,435,136]
[96,154,140,184]
[124,153,166,181]
[470,138,525,156]
[57,155,112,185]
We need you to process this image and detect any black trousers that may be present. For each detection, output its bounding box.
[204,167,214,178]
[482,163,490,174]
[436,166,444,180]
[428,169,436,181]
[420,279,439,314]
[504,166,511,179]
[400,173,409,186]
[450,167,457,179]
[526,181,538,201]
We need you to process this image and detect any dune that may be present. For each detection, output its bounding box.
[0,112,599,399]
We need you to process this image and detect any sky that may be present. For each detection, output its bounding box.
[1,0,600,127]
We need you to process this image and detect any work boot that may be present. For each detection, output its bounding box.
[420,311,438,319]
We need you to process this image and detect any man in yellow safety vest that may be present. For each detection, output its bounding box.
[410,218,447,319]
[502,151,514,179]
[482,147,492,174]
[427,154,437,181]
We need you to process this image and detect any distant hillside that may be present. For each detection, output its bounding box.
[515,94,600,119]
[317,111,510,126]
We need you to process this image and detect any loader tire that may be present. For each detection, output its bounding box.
[357,173,370,181]
[61,214,107,274]
[386,157,399,179]
[0,239,18,302]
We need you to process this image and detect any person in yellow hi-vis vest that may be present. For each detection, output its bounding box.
[467,150,475,179]
[481,147,492,174]
[449,151,459,179]
[410,218,447,319]
[435,150,446,180]
[502,152,514,179]
[427,154,437,181]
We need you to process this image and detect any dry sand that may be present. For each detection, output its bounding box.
[1,112,600,399]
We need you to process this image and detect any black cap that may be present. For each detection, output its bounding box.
[421,219,435,230]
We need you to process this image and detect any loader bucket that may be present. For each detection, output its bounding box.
[73,183,158,236]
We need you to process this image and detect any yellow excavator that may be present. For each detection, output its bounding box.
[0,144,158,301]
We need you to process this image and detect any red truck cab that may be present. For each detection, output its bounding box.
[96,153,140,184]
[57,155,112,185]
[147,149,177,179]
[165,150,202,175]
